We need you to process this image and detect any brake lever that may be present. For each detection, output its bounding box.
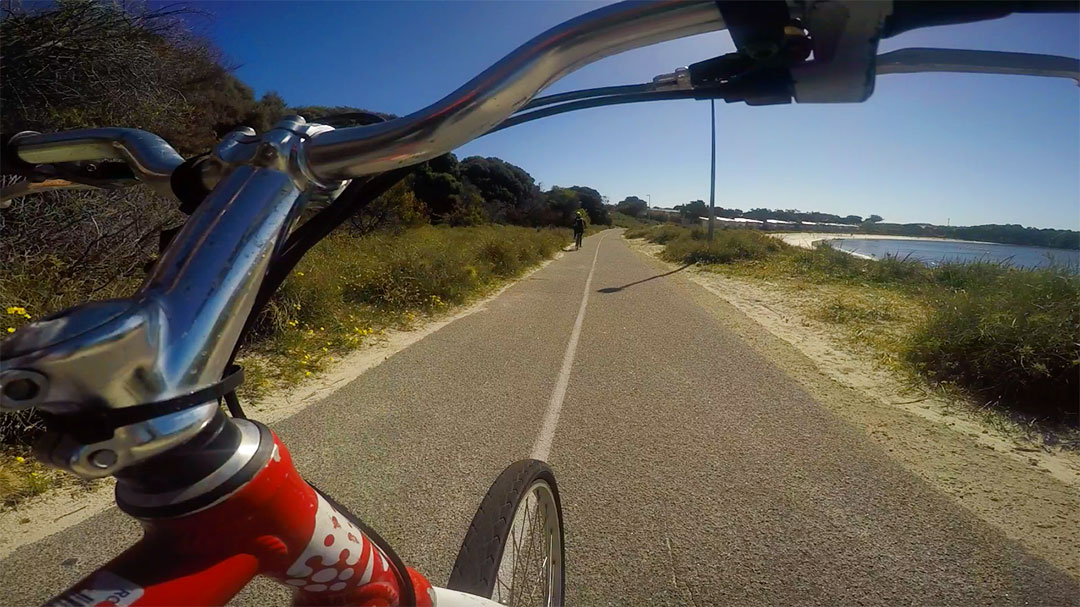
[0,161,139,205]
[0,178,102,208]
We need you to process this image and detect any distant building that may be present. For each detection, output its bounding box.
[698,216,764,229]
[696,216,859,233]
[649,208,689,224]
[763,219,797,231]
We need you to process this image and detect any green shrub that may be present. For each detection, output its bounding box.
[648,225,691,245]
[927,260,1011,292]
[789,243,863,281]
[623,225,654,239]
[904,266,1080,422]
[611,212,656,229]
[865,255,928,284]
[660,229,787,265]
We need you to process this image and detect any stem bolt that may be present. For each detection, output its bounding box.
[89,449,117,469]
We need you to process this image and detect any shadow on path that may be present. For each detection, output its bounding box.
[596,264,691,293]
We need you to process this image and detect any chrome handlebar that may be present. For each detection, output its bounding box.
[303,0,726,181]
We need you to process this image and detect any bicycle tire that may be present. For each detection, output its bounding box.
[447,459,565,606]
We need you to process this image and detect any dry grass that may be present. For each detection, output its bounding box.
[0,447,61,510]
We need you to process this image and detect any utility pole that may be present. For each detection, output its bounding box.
[708,99,716,241]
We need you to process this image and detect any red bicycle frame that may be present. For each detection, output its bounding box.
[46,426,435,607]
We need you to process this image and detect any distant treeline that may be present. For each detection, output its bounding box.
[861,223,1079,251]
[615,198,1078,250]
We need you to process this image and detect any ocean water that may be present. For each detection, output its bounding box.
[827,238,1080,271]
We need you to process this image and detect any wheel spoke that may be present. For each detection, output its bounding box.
[482,478,561,607]
[519,491,539,601]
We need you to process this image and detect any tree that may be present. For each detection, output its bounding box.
[459,156,543,224]
[543,187,583,227]
[615,196,648,218]
[570,186,610,225]
[410,153,473,223]
[290,105,396,126]
[864,214,884,224]
[676,200,708,221]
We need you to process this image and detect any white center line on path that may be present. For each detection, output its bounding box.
[531,232,608,461]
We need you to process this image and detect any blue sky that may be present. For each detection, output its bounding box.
[190,2,1078,229]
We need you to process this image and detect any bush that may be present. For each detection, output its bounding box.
[611,212,655,229]
[648,225,691,245]
[623,225,654,239]
[865,255,928,284]
[926,260,1010,292]
[660,229,787,265]
[904,266,1080,422]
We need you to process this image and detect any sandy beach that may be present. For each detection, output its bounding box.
[774,232,992,250]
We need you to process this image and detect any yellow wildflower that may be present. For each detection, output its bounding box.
[6,327,14,333]
[296,272,305,277]
[15,456,25,463]
[305,371,312,377]
[6,307,26,315]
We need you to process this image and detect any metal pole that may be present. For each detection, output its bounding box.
[708,99,716,241]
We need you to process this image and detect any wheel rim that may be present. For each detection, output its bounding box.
[492,479,562,606]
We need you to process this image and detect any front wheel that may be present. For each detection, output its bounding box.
[447,459,565,606]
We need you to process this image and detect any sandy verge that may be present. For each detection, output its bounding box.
[0,254,561,559]
[627,237,1080,579]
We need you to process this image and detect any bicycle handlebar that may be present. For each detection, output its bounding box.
[7,1,1078,196]
[302,0,726,182]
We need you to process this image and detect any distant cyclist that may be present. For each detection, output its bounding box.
[573,213,586,249]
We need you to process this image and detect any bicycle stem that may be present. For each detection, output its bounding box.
[0,124,318,479]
